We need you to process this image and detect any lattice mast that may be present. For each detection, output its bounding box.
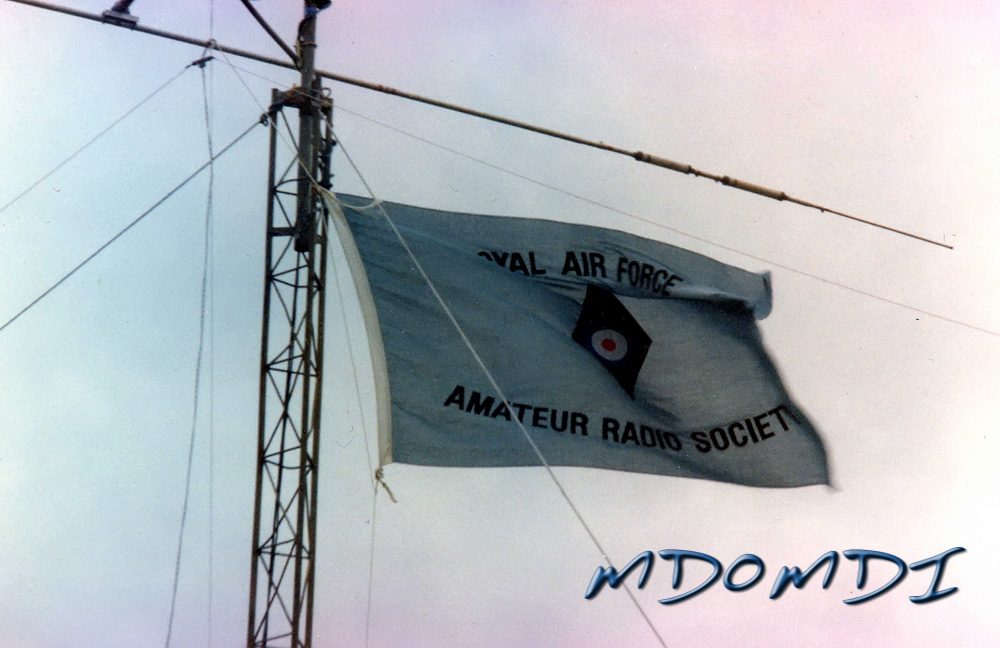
[247,2,333,646]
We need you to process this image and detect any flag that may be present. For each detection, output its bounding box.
[332,194,829,488]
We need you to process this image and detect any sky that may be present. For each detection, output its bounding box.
[1,1,998,647]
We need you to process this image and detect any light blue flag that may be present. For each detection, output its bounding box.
[333,195,829,488]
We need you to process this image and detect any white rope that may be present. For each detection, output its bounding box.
[325,130,670,648]
[326,198,386,648]
[212,44,307,170]
[201,9,218,646]
[165,46,219,648]
[222,59,292,88]
[212,65,394,646]
[212,45,276,115]
[212,55,667,643]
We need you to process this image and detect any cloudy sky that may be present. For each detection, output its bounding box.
[1,1,998,647]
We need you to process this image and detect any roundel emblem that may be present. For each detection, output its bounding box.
[590,329,627,362]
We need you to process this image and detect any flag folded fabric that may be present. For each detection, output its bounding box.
[334,194,829,488]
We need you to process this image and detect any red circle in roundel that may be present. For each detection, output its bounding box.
[590,329,627,361]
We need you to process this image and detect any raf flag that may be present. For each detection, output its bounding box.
[332,195,829,488]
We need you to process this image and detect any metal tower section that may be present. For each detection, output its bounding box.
[247,3,333,647]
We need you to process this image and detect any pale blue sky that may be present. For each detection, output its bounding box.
[1,1,998,646]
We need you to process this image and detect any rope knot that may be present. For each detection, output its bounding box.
[374,467,397,503]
